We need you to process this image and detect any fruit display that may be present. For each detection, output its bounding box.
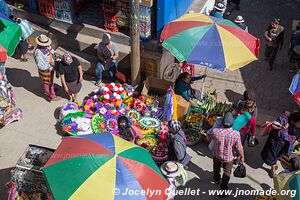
[207,115,217,126]
[200,90,219,113]
[210,101,233,116]
[188,112,205,123]
[185,129,200,146]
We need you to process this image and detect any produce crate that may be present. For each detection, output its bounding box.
[184,106,206,130]
[38,0,55,18]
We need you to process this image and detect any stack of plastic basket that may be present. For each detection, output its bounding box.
[103,0,118,32]
[38,0,55,18]
[140,5,151,41]
[54,0,75,22]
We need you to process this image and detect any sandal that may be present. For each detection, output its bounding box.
[95,81,102,87]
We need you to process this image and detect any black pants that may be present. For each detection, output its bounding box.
[265,45,279,67]
[213,156,234,190]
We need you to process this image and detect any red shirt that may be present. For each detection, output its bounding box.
[236,111,257,136]
[210,128,243,162]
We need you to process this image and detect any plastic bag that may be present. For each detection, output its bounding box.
[233,163,246,178]
[260,121,273,136]
[294,91,300,105]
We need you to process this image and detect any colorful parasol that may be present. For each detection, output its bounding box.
[42,133,169,200]
[0,15,22,56]
[0,45,7,62]
[161,13,260,71]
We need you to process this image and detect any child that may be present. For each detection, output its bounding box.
[167,120,191,166]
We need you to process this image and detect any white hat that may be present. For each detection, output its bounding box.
[215,3,226,12]
[160,161,181,178]
[35,34,52,47]
[102,33,112,44]
[235,16,245,23]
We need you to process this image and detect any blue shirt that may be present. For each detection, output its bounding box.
[175,76,202,101]
[210,10,223,19]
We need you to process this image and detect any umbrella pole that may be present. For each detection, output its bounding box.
[201,68,208,99]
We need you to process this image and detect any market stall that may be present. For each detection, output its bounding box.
[0,60,23,127]
[6,145,54,200]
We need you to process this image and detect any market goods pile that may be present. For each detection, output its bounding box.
[60,83,168,160]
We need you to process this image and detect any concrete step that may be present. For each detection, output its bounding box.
[11,7,130,46]
[26,22,130,73]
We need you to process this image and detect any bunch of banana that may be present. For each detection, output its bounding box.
[211,102,233,116]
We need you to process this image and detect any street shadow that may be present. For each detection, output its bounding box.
[5,68,68,100]
[189,141,213,159]
[224,89,243,104]
[0,167,14,200]
[5,68,47,100]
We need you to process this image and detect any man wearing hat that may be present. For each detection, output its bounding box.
[209,3,226,19]
[95,33,119,86]
[234,16,248,32]
[34,34,60,102]
[208,112,244,196]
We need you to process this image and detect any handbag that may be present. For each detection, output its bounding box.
[233,163,246,178]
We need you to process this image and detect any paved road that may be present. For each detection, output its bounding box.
[1,0,299,199]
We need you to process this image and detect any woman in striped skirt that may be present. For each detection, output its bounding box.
[34,34,60,102]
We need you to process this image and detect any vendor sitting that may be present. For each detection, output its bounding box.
[174,72,206,106]
[117,116,135,142]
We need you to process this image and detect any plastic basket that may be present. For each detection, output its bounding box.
[184,128,201,146]
[38,0,55,18]
[54,0,73,11]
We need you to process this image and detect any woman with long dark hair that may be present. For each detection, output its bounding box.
[174,72,206,106]
[261,112,300,177]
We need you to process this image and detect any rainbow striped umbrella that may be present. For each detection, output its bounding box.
[42,133,169,200]
[161,13,260,71]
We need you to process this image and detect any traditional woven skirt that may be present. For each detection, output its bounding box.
[38,69,51,83]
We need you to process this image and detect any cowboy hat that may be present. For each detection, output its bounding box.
[215,3,226,12]
[35,34,52,47]
[160,161,181,178]
[235,16,245,23]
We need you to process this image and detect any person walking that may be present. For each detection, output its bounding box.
[210,3,226,19]
[95,33,119,86]
[10,16,33,62]
[58,53,83,102]
[234,15,248,32]
[167,120,191,166]
[174,72,206,106]
[208,112,244,195]
[34,34,60,102]
[264,18,284,70]
[261,112,300,177]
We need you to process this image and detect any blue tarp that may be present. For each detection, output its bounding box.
[157,0,194,31]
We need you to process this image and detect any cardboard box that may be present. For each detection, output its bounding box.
[141,77,190,121]
[175,94,190,122]
[141,0,153,7]
[141,77,174,107]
